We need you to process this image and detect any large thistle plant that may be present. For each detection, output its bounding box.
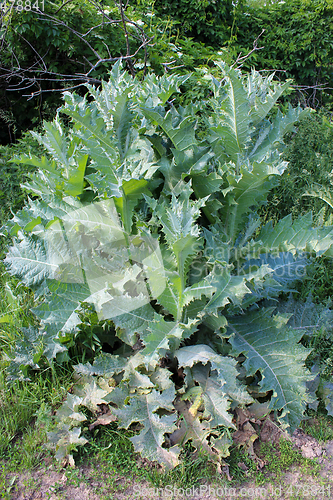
[4,62,333,466]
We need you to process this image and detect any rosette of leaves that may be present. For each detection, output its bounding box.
[4,61,333,467]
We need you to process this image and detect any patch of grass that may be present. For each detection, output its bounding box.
[0,263,36,356]
[0,466,16,500]
[255,439,320,485]
[71,423,143,494]
[144,447,220,490]
[226,437,321,488]
[301,416,333,443]
[296,255,333,304]
[72,425,224,496]
[0,365,73,471]
[226,446,258,484]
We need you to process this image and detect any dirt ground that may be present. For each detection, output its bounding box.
[5,430,333,500]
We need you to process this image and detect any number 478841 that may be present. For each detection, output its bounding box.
[0,1,45,11]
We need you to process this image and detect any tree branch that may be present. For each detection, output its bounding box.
[0,0,154,96]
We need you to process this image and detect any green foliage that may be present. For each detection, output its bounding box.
[262,111,333,223]
[4,63,333,467]
[233,0,333,106]
[260,111,333,304]
[0,263,36,367]
[0,0,148,142]
[0,132,42,237]
[137,0,237,45]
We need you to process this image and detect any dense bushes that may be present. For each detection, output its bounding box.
[261,111,333,223]
[2,0,333,144]
[138,0,237,44]
[0,0,148,143]
[232,0,333,106]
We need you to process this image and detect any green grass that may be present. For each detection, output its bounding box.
[226,438,321,488]
[0,366,73,470]
[256,439,320,483]
[0,263,36,355]
[301,415,333,443]
[72,424,224,494]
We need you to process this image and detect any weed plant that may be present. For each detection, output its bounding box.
[1,63,333,488]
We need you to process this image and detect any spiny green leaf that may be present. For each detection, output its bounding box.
[228,309,313,431]
[205,266,251,313]
[111,303,155,347]
[210,62,250,162]
[33,280,91,339]
[140,315,183,367]
[220,161,282,241]
[5,235,60,289]
[55,394,87,424]
[249,105,309,162]
[142,106,197,151]
[74,352,127,378]
[175,344,252,405]
[255,212,333,257]
[248,71,292,125]
[114,388,179,468]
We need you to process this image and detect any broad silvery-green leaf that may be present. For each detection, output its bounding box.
[277,294,333,335]
[228,309,313,431]
[5,235,62,289]
[142,105,197,151]
[191,364,235,428]
[219,161,282,242]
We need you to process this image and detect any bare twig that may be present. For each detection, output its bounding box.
[81,20,122,38]
[232,29,265,69]
[54,0,74,15]
[84,37,154,77]
[16,33,48,72]
[162,60,185,72]
[117,0,135,76]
